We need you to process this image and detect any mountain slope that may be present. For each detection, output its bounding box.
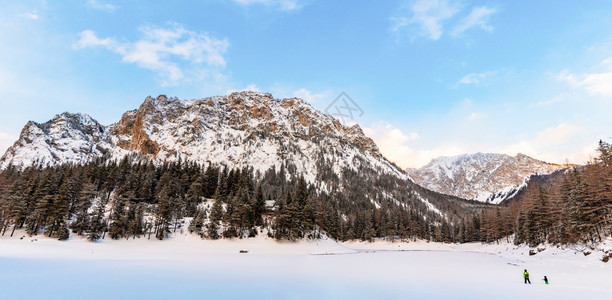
[407,153,568,204]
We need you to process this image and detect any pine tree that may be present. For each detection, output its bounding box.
[186,176,204,215]
[57,223,70,240]
[203,165,219,198]
[88,202,106,242]
[189,209,205,236]
[127,203,145,239]
[155,188,173,240]
[108,197,127,239]
[207,190,224,239]
[252,185,265,226]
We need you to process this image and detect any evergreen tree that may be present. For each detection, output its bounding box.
[108,198,127,239]
[155,188,173,240]
[88,202,106,242]
[189,209,205,237]
[207,189,224,239]
[57,223,70,240]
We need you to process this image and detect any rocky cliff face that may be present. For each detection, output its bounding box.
[407,153,568,204]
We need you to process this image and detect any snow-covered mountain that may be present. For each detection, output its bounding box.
[0,92,496,238]
[407,153,567,204]
[0,92,405,183]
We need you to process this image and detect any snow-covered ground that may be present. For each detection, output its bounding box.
[1,232,610,299]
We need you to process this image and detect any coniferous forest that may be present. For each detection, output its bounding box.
[0,142,610,246]
[0,153,472,243]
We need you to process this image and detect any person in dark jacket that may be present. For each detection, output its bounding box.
[543,276,549,284]
[524,269,531,284]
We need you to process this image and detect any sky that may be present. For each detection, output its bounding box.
[1,0,611,168]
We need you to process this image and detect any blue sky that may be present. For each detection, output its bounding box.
[1,0,611,168]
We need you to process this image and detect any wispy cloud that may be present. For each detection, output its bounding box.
[23,12,40,20]
[391,1,499,42]
[391,0,461,41]
[232,0,302,11]
[74,23,229,86]
[557,58,612,96]
[87,0,116,12]
[533,93,568,107]
[468,112,486,121]
[451,6,497,37]
[456,70,497,86]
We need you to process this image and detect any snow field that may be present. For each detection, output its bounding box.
[1,231,610,299]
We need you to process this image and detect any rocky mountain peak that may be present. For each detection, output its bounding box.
[0,93,402,182]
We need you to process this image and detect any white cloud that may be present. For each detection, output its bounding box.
[574,73,612,96]
[363,120,594,169]
[489,123,588,164]
[534,93,568,107]
[233,0,302,11]
[391,1,499,42]
[456,70,497,86]
[23,12,40,20]
[534,123,583,147]
[557,59,612,96]
[601,57,612,66]
[391,0,461,40]
[74,23,229,86]
[363,122,428,168]
[74,30,116,48]
[451,6,497,36]
[468,112,486,121]
[87,0,116,12]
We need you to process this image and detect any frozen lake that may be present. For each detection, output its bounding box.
[1,234,610,299]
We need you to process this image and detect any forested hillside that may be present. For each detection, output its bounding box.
[0,154,486,242]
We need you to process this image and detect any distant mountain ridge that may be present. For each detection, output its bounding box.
[407,153,570,204]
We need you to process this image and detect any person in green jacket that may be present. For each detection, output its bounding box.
[524,269,531,284]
